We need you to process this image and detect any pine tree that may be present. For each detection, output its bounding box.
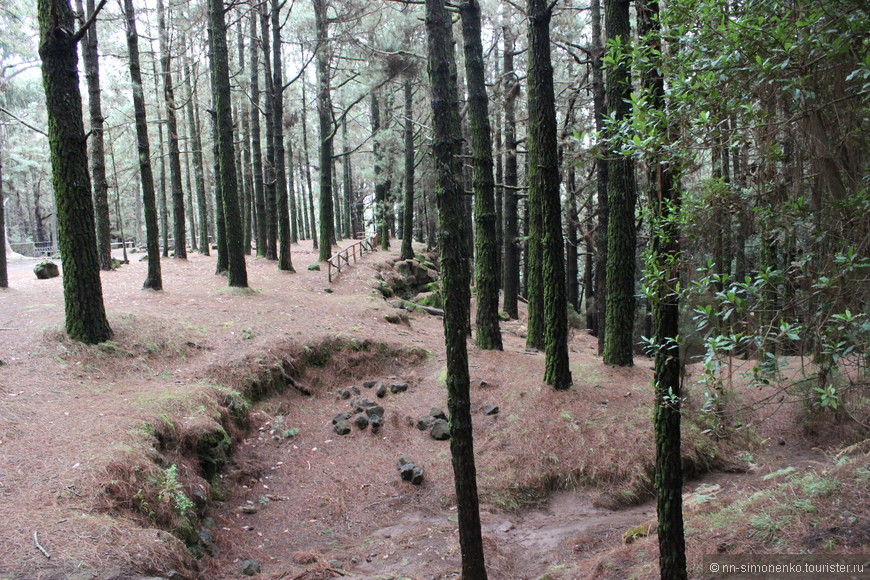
[272,0,293,271]
[400,79,415,261]
[38,0,112,343]
[425,0,488,576]
[502,26,520,320]
[313,0,335,261]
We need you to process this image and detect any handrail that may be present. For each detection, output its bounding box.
[326,234,379,282]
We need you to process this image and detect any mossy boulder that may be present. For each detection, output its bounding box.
[34,260,59,279]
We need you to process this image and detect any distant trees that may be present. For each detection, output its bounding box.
[38,0,112,343]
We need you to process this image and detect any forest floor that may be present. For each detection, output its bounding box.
[0,240,867,580]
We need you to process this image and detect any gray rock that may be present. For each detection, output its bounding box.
[416,416,435,431]
[390,382,409,394]
[399,463,424,485]
[350,386,361,395]
[481,404,500,416]
[240,559,261,576]
[199,527,217,556]
[396,455,414,470]
[33,261,59,279]
[352,413,370,430]
[363,380,377,389]
[333,420,351,435]
[375,383,388,398]
[430,419,450,440]
[353,399,377,413]
[337,389,351,400]
[365,405,385,418]
[332,412,352,424]
[430,407,447,421]
[370,416,384,434]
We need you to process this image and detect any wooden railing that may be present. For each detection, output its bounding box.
[326,234,379,282]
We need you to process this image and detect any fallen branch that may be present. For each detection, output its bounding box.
[33,531,51,559]
[404,301,444,316]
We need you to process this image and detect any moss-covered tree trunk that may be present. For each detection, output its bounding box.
[602,0,636,367]
[208,0,247,287]
[123,0,162,290]
[400,80,415,261]
[313,0,335,261]
[75,0,112,271]
[591,0,608,350]
[371,91,388,249]
[426,1,488,576]
[639,1,688,577]
[502,26,520,320]
[39,0,113,344]
[460,0,503,351]
[528,0,572,389]
[157,0,186,259]
[271,0,293,271]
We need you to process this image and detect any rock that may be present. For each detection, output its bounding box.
[350,386,361,395]
[241,504,258,514]
[430,419,450,440]
[337,389,351,400]
[364,405,385,418]
[240,559,261,576]
[481,404,500,416]
[353,399,377,413]
[352,413,370,430]
[384,312,410,325]
[333,420,351,436]
[416,416,435,431]
[390,382,409,394]
[323,288,333,293]
[375,383,388,398]
[370,416,384,434]
[499,521,515,533]
[33,261,59,279]
[396,455,414,470]
[400,463,424,485]
[332,412,352,424]
[363,380,378,389]
[307,264,321,271]
[429,407,447,421]
[199,527,217,556]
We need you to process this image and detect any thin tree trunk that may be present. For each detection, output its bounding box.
[39,0,113,343]
[75,0,112,270]
[425,0,488,576]
[342,116,354,239]
[236,19,252,255]
[372,91,388,248]
[0,132,7,288]
[460,0,502,350]
[502,25,520,320]
[157,0,186,259]
[260,7,278,260]
[184,47,209,255]
[591,0,608,350]
[301,78,318,249]
[123,0,162,290]
[313,0,335,261]
[287,136,298,244]
[272,0,293,271]
[250,13,267,257]
[400,80,415,261]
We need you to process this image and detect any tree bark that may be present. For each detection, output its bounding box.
[208,0,247,286]
[591,0,608,349]
[425,0,488,576]
[272,0,293,271]
[528,0,571,388]
[342,116,354,239]
[301,77,318,249]
[183,46,209,255]
[371,91,389,248]
[123,0,162,290]
[39,0,113,343]
[400,80,415,261]
[260,7,278,261]
[75,0,112,271]
[460,0,502,351]
[249,13,267,257]
[502,25,520,320]
[602,0,637,367]
[313,0,335,261]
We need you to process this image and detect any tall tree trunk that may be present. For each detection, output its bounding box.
[425,0,488,576]
[591,0,608,350]
[158,0,186,259]
[460,0,502,350]
[502,25,520,320]
[301,78,318,249]
[236,19,252,255]
[528,0,572,388]
[371,91,388,248]
[287,136,299,244]
[39,0,113,343]
[182,105,197,251]
[272,0,293,271]
[566,160,579,311]
[183,47,209,255]
[149,41,170,259]
[602,0,637,367]
[260,7,278,260]
[638,1,687,577]
[75,0,111,270]
[249,13,267,257]
[313,0,335,261]
[208,0,247,287]
[400,80,415,261]
[342,116,354,239]
[123,0,162,290]
[0,131,7,288]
